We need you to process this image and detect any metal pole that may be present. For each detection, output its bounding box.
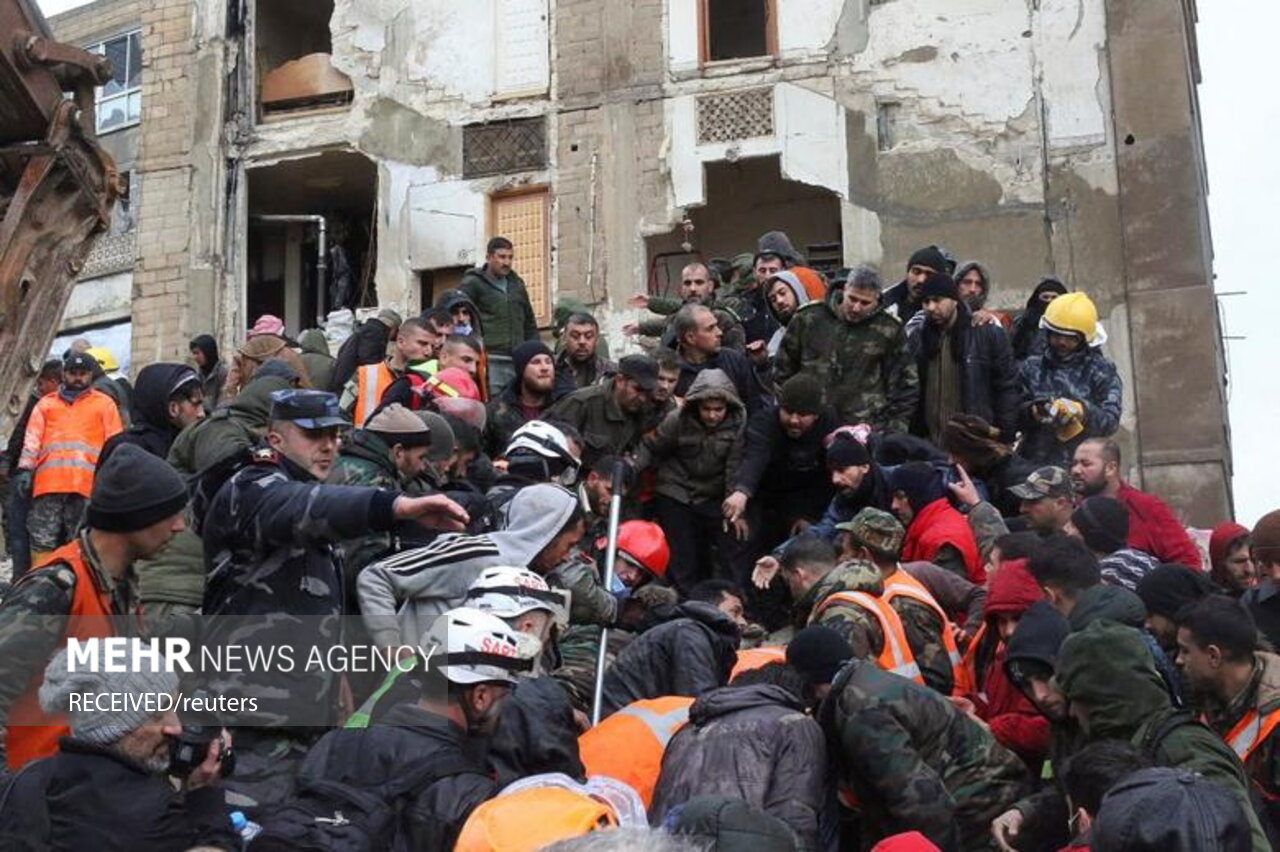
[590,460,627,725]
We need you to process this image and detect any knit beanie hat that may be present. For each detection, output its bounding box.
[918,272,959,302]
[86,443,187,532]
[1071,496,1130,555]
[511,340,554,383]
[1135,563,1216,620]
[1209,522,1251,569]
[907,245,948,274]
[39,648,179,745]
[1252,510,1280,565]
[249,314,285,338]
[417,410,456,462]
[888,461,946,514]
[779,374,823,415]
[826,435,871,470]
[787,625,854,685]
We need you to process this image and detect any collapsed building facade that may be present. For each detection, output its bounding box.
[49,0,1232,524]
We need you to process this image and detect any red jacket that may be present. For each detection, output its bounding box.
[1115,482,1201,569]
[972,559,1050,768]
[903,498,984,584]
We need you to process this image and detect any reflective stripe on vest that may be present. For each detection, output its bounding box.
[6,541,119,769]
[353,363,394,426]
[579,696,693,808]
[816,591,923,684]
[1224,708,1280,763]
[31,394,118,498]
[882,570,969,694]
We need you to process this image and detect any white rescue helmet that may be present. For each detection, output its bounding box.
[422,607,542,685]
[465,566,569,628]
[504,420,581,487]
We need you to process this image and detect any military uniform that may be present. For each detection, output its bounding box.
[638,295,747,352]
[554,351,614,392]
[0,530,138,766]
[820,658,1032,849]
[546,383,648,467]
[775,299,919,433]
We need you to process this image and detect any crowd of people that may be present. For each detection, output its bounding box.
[0,230,1273,851]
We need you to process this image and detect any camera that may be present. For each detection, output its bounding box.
[168,690,235,779]
[168,724,234,779]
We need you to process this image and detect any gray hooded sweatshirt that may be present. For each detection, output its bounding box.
[359,483,578,647]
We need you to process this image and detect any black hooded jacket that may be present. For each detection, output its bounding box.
[98,362,198,465]
[1011,279,1068,361]
[600,601,740,717]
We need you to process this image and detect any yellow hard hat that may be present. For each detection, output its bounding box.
[1040,291,1098,344]
[84,346,119,372]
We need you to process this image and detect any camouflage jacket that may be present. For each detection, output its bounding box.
[820,658,1032,849]
[328,430,407,573]
[545,550,617,627]
[638,296,747,352]
[1016,346,1123,467]
[0,530,139,758]
[799,561,954,695]
[775,300,919,433]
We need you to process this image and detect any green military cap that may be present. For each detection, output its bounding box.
[1009,466,1073,500]
[834,507,905,554]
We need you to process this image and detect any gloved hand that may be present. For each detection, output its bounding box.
[1049,398,1085,442]
[12,469,32,498]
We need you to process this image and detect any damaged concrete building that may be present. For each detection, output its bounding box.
[49,0,1231,523]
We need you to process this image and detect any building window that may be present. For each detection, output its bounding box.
[490,189,551,325]
[463,118,548,179]
[91,30,142,134]
[700,0,775,63]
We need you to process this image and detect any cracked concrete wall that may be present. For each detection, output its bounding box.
[114,0,1225,520]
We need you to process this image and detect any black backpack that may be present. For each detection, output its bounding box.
[249,753,473,851]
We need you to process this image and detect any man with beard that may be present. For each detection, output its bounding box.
[881,244,950,323]
[750,434,892,587]
[718,231,802,348]
[905,272,1019,444]
[762,267,826,360]
[1070,437,1200,568]
[1010,278,1068,362]
[554,312,613,392]
[548,354,658,466]
[97,363,205,466]
[775,264,918,434]
[17,352,123,561]
[3,650,235,848]
[485,341,561,456]
[1015,292,1122,468]
[625,262,746,351]
[670,304,763,415]
[955,260,1012,328]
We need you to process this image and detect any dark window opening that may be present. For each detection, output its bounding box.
[256,0,352,117]
[705,0,771,62]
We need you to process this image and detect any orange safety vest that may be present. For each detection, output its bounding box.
[578,696,693,808]
[352,362,395,426]
[882,569,971,695]
[814,591,924,684]
[731,646,788,679]
[6,541,125,769]
[1223,707,1280,765]
[24,390,121,498]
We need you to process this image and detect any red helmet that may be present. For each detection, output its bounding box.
[615,520,670,579]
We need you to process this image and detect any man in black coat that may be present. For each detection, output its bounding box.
[0,650,236,851]
[599,583,745,717]
[328,309,402,393]
[670,304,765,415]
[98,363,205,467]
[906,273,1020,444]
[651,662,828,849]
